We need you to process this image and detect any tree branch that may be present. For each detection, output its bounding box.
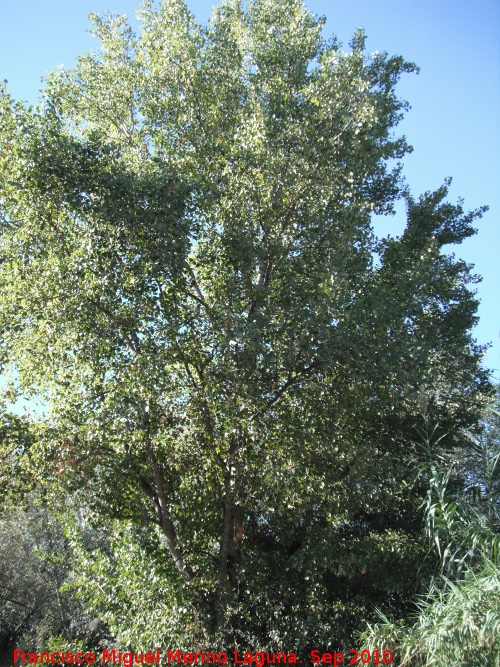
[141,407,194,581]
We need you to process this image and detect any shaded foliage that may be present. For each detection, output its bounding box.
[0,504,109,653]
[361,392,500,666]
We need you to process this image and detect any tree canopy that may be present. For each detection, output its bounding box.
[0,0,490,652]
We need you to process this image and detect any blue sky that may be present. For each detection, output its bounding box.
[1,0,499,378]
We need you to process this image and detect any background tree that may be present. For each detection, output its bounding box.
[0,0,490,650]
[0,503,109,655]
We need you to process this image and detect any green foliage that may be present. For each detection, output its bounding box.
[0,0,490,650]
[462,388,500,528]
[422,463,499,577]
[0,504,108,651]
[418,391,500,577]
[361,559,500,667]
[361,394,500,666]
[65,518,207,648]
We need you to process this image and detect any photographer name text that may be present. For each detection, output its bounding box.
[14,649,393,666]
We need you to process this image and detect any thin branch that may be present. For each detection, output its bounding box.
[184,262,219,330]
[141,407,194,581]
[0,586,31,609]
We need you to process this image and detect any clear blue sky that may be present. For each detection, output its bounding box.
[1,0,499,379]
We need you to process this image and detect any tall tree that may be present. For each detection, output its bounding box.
[0,0,489,650]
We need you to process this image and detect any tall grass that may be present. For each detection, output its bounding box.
[361,558,499,666]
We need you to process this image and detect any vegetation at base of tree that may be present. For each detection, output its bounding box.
[0,503,111,652]
[361,559,499,667]
[0,0,496,653]
[360,393,500,666]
